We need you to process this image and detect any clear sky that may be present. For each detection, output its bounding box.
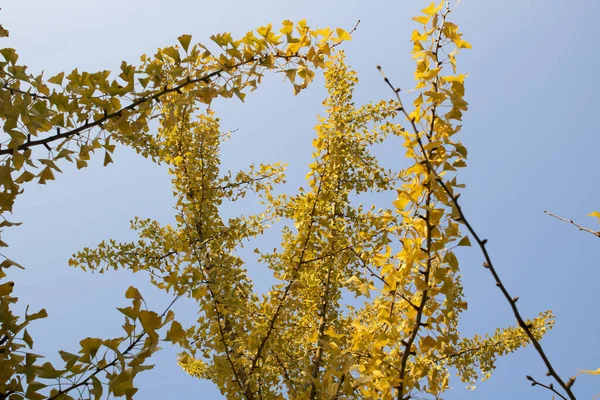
[2,0,600,398]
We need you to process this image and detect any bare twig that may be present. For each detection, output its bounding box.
[348,20,361,36]
[544,210,600,238]
[526,375,568,400]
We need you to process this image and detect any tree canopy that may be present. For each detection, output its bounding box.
[0,1,597,399]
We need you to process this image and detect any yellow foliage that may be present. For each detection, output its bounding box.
[0,3,562,400]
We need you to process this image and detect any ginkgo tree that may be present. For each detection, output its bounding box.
[0,1,592,399]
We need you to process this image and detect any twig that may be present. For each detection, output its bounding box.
[544,210,600,238]
[526,375,568,400]
[439,195,577,400]
[348,20,361,36]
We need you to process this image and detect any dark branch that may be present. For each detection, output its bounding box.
[544,210,600,238]
[526,375,568,400]
[378,8,576,399]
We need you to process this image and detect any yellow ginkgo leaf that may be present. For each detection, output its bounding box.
[579,368,600,375]
[422,1,443,16]
[336,28,352,41]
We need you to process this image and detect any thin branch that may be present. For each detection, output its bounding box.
[46,294,181,400]
[248,176,326,374]
[433,174,577,400]
[349,247,420,311]
[274,353,296,395]
[433,324,551,364]
[526,375,568,400]
[214,171,280,192]
[544,210,600,238]
[348,20,361,36]
[397,191,433,400]
[378,39,578,400]
[174,105,254,399]
[308,260,335,400]
[186,231,253,399]
[331,373,346,400]
[395,6,451,398]
[2,82,50,100]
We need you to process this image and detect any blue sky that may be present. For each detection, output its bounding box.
[2,0,600,398]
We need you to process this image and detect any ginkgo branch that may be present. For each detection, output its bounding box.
[544,210,600,238]
[434,321,548,364]
[214,172,280,192]
[378,51,578,400]
[395,6,452,399]
[430,177,577,400]
[0,53,310,157]
[186,233,253,399]
[173,105,255,398]
[274,353,296,394]
[309,260,335,399]
[47,294,180,400]
[1,82,50,100]
[248,177,325,375]
[397,190,433,400]
[526,375,568,400]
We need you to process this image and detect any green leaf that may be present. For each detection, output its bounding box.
[38,166,55,184]
[0,48,18,64]
[0,259,24,270]
[0,281,15,296]
[25,381,47,400]
[118,306,138,321]
[163,46,180,62]
[139,310,161,332]
[90,375,104,398]
[15,170,36,184]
